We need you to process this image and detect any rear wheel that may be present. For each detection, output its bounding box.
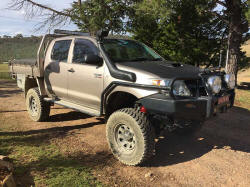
[26,88,50,122]
[106,108,155,166]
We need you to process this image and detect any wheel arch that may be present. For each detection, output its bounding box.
[105,91,138,118]
[24,77,38,98]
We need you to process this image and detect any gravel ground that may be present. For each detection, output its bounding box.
[0,79,249,186]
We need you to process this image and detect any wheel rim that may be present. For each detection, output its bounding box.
[115,124,136,153]
[29,96,38,116]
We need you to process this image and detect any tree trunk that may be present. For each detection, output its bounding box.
[225,0,243,85]
[226,26,241,83]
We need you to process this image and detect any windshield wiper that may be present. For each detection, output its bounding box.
[130,57,164,62]
[130,57,149,62]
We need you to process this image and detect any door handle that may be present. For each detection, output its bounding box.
[68,68,75,73]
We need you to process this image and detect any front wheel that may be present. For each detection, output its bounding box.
[106,108,155,166]
[26,88,50,122]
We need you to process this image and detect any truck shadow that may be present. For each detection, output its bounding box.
[237,82,250,90]
[49,111,92,122]
[0,89,22,98]
[149,106,250,167]
[0,120,103,137]
[0,80,16,88]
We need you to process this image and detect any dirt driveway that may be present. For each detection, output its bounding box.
[0,79,250,186]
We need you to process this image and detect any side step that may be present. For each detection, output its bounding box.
[44,98,101,117]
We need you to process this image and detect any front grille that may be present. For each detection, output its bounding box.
[185,79,208,97]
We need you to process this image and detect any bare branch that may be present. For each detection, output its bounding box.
[8,0,79,32]
[9,0,71,17]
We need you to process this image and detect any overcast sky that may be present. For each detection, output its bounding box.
[0,0,78,36]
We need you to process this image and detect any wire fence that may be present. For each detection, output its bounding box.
[0,72,11,79]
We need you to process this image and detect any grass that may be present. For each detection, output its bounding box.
[241,40,250,58]
[0,37,40,62]
[0,64,9,72]
[0,64,11,79]
[235,89,250,110]
[0,132,102,186]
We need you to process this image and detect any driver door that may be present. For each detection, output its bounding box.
[67,38,104,110]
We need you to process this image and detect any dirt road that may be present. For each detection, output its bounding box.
[0,80,250,186]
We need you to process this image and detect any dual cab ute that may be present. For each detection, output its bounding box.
[9,30,235,166]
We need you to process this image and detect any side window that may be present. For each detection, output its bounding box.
[51,40,72,62]
[73,39,98,64]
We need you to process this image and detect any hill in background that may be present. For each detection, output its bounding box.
[0,36,40,62]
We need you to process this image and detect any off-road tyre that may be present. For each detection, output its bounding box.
[106,108,155,166]
[26,88,50,122]
[173,121,203,136]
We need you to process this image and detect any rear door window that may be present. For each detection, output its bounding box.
[51,40,72,62]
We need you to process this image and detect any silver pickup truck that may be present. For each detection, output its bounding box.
[9,30,235,166]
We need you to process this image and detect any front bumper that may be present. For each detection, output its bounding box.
[138,90,235,121]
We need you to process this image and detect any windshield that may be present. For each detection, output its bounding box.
[102,39,163,63]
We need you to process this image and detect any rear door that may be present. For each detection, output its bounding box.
[67,38,104,110]
[44,39,72,99]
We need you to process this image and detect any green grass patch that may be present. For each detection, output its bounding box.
[235,89,250,110]
[0,64,11,79]
[0,133,102,186]
[0,64,9,72]
[0,72,11,79]
[0,37,40,62]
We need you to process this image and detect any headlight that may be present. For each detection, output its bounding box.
[207,76,222,94]
[173,80,191,96]
[149,79,171,87]
[224,74,235,89]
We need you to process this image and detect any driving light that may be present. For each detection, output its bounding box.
[224,74,235,89]
[173,80,191,96]
[207,76,222,94]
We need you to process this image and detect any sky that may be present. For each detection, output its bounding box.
[0,0,78,37]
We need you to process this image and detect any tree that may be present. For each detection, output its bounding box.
[9,0,249,77]
[130,0,249,75]
[71,0,137,34]
[9,0,136,34]
[130,0,225,67]
[14,34,23,39]
[244,0,250,25]
[3,35,11,38]
[212,0,249,77]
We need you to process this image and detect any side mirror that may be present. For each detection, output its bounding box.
[84,54,103,66]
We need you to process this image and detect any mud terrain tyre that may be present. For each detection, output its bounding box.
[106,108,155,166]
[26,88,50,122]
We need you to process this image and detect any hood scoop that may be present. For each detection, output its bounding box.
[172,63,183,67]
[157,61,183,68]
